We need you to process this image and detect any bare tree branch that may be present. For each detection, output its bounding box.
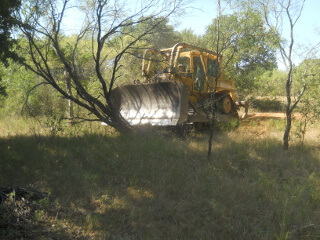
[14,0,184,131]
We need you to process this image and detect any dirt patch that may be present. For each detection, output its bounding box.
[246,112,301,120]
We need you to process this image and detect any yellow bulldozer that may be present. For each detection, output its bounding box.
[110,43,248,130]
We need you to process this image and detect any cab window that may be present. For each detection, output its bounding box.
[178,57,190,72]
[207,58,219,78]
[193,56,205,91]
[177,56,192,78]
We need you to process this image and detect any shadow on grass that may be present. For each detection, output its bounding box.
[1,132,320,239]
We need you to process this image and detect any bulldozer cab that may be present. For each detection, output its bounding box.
[141,43,237,103]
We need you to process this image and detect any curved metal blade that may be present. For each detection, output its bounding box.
[111,82,188,126]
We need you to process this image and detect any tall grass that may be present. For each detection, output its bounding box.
[1,116,320,239]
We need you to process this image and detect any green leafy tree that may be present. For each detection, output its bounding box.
[0,0,21,65]
[293,59,320,144]
[202,9,278,95]
[256,69,287,96]
[0,68,6,97]
[178,29,201,46]
[0,62,38,115]
[0,0,21,97]
[112,16,183,85]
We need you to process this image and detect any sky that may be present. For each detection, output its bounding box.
[176,0,320,43]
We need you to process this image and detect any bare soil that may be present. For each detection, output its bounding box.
[246,112,301,120]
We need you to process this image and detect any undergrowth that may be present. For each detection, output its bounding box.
[0,117,320,239]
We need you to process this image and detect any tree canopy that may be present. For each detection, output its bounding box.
[0,0,21,96]
[202,9,278,94]
[0,0,21,65]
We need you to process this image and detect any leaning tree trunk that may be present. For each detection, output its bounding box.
[64,70,74,120]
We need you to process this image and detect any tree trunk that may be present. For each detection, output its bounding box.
[283,109,291,150]
[207,118,215,158]
[207,0,221,159]
[283,68,292,150]
[64,70,74,120]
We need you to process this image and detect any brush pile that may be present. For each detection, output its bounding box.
[0,186,50,239]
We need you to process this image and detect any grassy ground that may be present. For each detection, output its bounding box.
[0,115,320,239]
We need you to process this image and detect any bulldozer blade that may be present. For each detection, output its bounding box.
[110,82,189,126]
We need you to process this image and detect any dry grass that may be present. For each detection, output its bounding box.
[1,115,320,239]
